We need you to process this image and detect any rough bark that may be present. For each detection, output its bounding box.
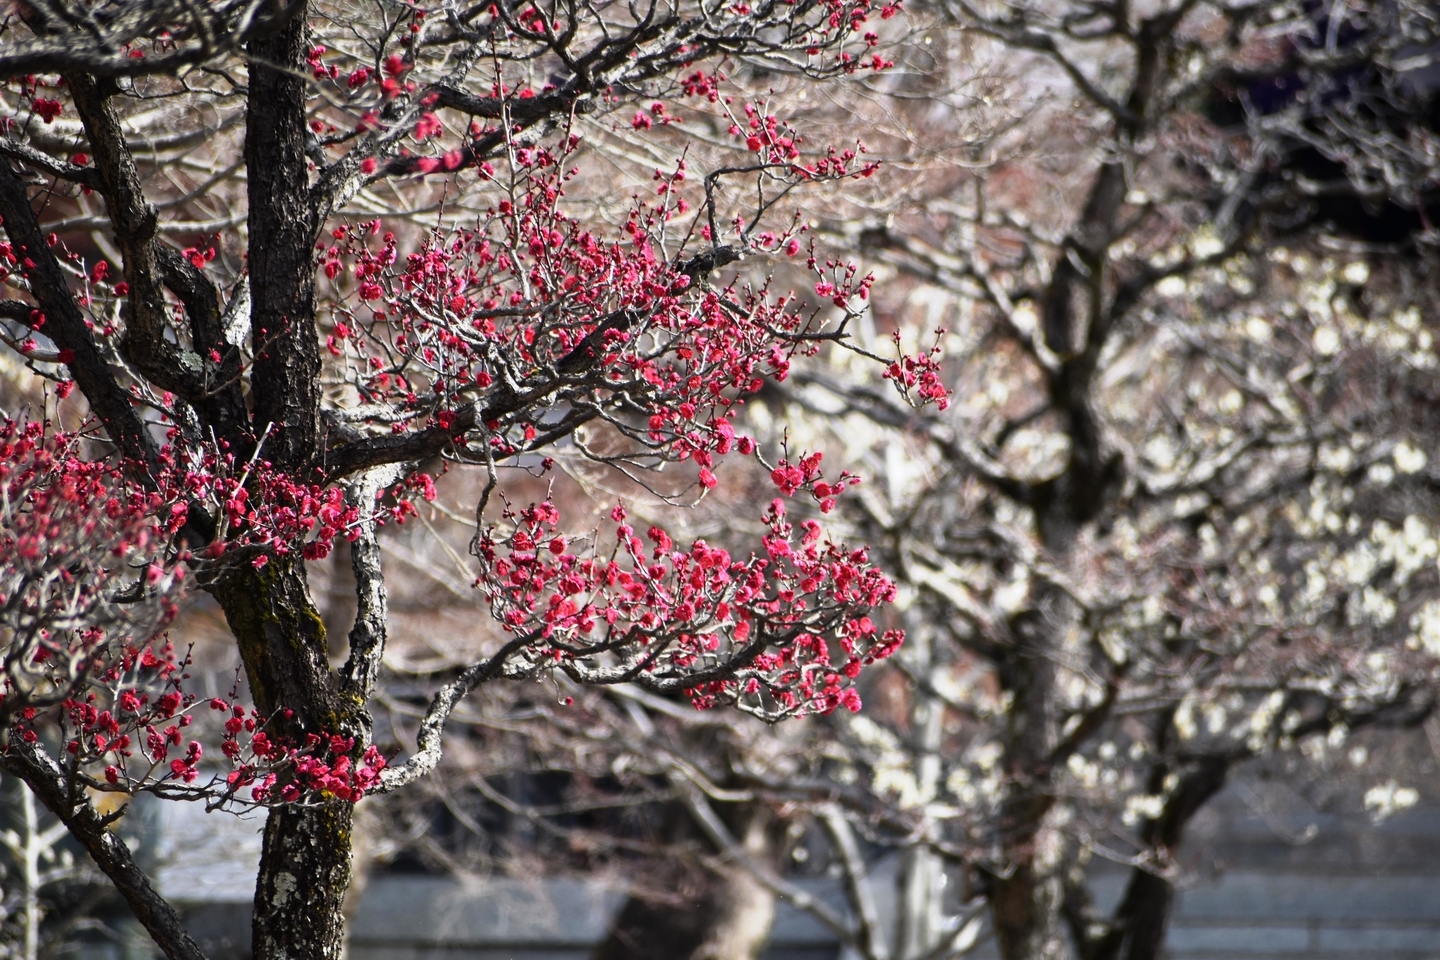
[212,557,358,960]
[201,6,363,956]
[252,802,354,960]
[246,0,321,471]
[66,74,208,404]
[212,560,344,735]
[0,164,157,464]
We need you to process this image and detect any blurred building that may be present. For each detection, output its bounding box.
[115,783,1440,960]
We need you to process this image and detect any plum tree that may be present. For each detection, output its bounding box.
[0,0,931,957]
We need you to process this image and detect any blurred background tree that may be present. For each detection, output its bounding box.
[347,3,1440,960]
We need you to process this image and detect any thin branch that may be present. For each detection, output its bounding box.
[0,738,208,960]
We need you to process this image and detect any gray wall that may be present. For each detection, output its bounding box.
[146,791,1440,960]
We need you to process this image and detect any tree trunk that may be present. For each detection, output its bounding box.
[895,621,947,960]
[1087,757,1230,960]
[592,806,776,960]
[988,578,1074,960]
[983,149,1133,960]
[691,809,776,960]
[1106,870,1172,960]
[213,557,362,960]
[989,822,1071,960]
[988,775,1072,960]
[245,0,321,469]
[219,4,361,956]
[591,873,774,960]
[591,892,716,960]
[253,803,354,960]
[699,878,775,960]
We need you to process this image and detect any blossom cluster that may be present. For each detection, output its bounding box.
[475,498,902,716]
[320,131,939,486]
[0,420,182,721]
[883,328,951,410]
[225,715,389,804]
[49,649,388,804]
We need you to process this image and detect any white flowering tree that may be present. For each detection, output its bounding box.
[715,0,1440,956]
